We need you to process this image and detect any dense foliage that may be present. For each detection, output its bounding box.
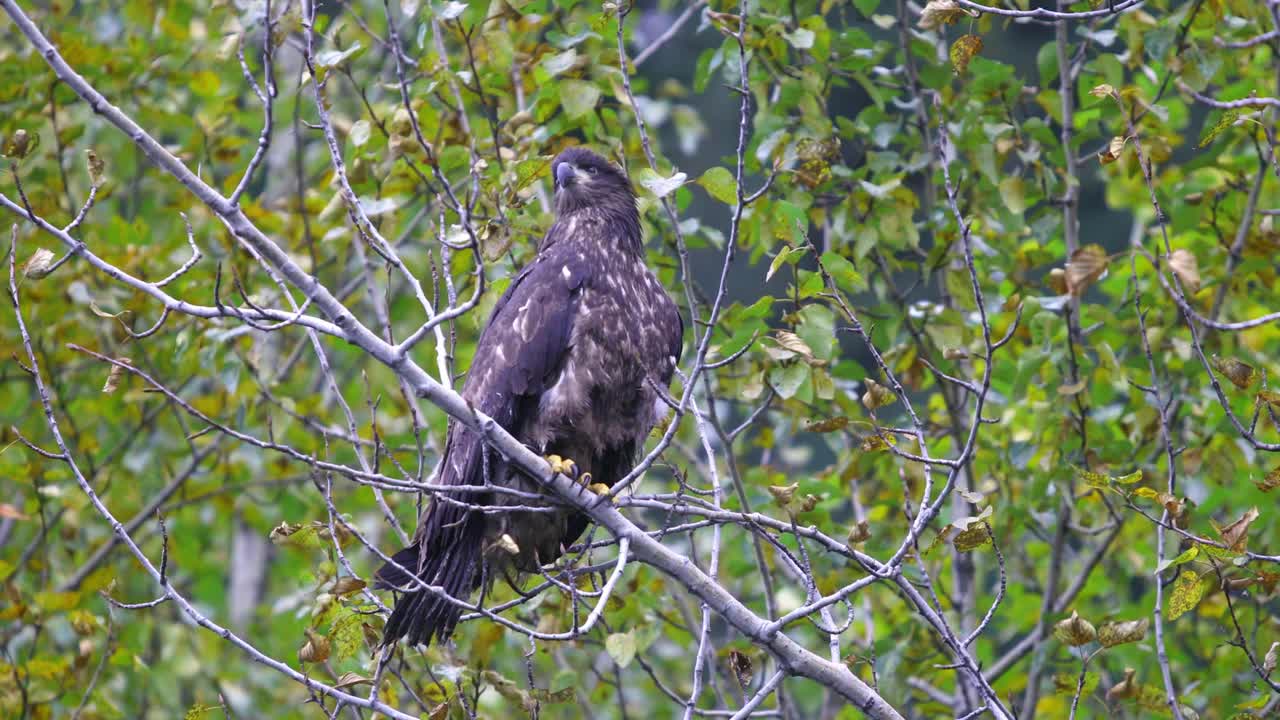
[2,0,1279,718]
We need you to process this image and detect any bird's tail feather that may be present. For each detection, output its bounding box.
[375,513,484,647]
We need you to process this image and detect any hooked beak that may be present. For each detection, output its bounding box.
[555,162,579,189]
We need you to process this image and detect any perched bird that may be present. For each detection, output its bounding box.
[376,147,684,647]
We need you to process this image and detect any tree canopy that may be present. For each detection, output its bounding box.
[2,0,1280,718]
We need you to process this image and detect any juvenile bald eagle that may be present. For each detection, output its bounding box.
[376,147,684,647]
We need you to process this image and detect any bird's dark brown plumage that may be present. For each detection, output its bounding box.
[375,147,684,647]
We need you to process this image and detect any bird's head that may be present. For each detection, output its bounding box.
[550,147,635,217]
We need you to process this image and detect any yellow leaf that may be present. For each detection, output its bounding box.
[950,34,983,75]
[953,523,991,552]
[1057,379,1087,396]
[861,379,896,410]
[860,434,896,452]
[1167,571,1208,621]
[1257,390,1280,408]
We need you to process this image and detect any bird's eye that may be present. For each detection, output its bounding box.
[586,166,598,174]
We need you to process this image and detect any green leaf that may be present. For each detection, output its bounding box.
[605,631,636,668]
[1052,672,1099,696]
[1198,110,1239,148]
[541,48,578,76]
[819,251,866,292]
[998,176,1026,214]
[316,41,364,69]
[634,167,688,198]
[437,1,468,20]
[1155,545,1198,574]
[34,591,81,612]
[770,362,808,399]
[560,79,601,119]
[349,119,371,147]
[697,166,737,204]
[783,27,815,50]
[329,606,365,661]
[766,246,806,282]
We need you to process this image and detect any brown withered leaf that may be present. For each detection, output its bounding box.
[774,331,814,362]
[1211,355,1256,390]
[22,248,55,279]
[919,0,970,29]
[1257,571,1280,595]
[1045,267,1068,295]
[1106,668,1138,703]
[950,34,983,75]
[797,494,819,513]
[102,358,131,394]
[1098,618,1149,647]
[1053,610,1096,647]
[767,483,798,508]
[861,379,895,410]
[1256,466,1280,492]
[1097,135,1128,165]
[333,672,372,690]
[847,519,871,545]
[1263,642,1278,677]
[331,577,366,597]
[804,416,849,433]
[85,149,105,187]
[1212,506,1259,553]
[1065,245,1109,296]
[1089,83,1116,99]
[1168,249,1200,293]
[299,629,330,663]
[728,650,753,690]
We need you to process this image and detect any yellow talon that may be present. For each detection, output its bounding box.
[587,482,611,496]
[545,454,584,482]
[546,454,566,474]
